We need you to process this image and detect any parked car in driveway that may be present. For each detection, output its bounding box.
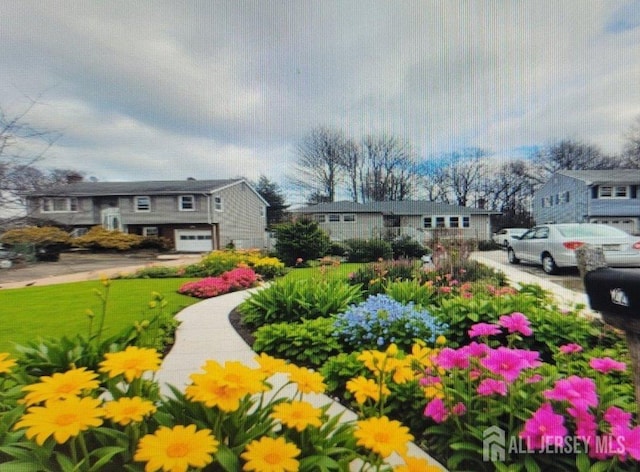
[492,228,528,247]
[507,223,640,274]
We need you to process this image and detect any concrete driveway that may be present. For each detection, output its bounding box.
[0,251,202,289]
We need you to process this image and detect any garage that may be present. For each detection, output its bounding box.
[174,229,213,252]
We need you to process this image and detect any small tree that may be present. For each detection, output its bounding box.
[274,219,331,266]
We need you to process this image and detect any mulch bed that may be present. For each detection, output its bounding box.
[228,307,256,346]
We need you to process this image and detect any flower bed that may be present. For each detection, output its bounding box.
[178,267,259,298]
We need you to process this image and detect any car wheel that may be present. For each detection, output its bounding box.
[541,254,558,275]
[507,248,520,264]
[502,239,509,248]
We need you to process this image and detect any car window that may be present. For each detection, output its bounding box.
[556,224,628,238]
[534,227,549,239]
[520,229,537,240]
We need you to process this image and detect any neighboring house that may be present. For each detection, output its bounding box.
[533,169,640,234]
[25,179,269,252]
[292,200,499,243]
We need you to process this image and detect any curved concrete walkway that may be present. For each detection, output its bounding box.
[155,288,447,470]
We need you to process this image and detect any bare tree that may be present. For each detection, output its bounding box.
[359,134,416,202]
[484,159,536,228]
[289,127,347,203]
[530,139,619,184]
[622,115,640,169]
[0,99,63,221]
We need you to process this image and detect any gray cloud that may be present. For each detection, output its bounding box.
[1,0,639,192]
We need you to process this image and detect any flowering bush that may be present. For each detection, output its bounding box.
[178,267,258,298]
[420,314,638,471]
[0,349,441,471]
[333,294,448,351]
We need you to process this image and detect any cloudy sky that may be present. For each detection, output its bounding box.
[2,1,639,202]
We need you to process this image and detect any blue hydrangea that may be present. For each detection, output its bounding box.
[333,294,447,350]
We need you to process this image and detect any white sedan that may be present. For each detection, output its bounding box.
[507,223,640,275]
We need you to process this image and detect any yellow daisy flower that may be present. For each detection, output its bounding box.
[423,383,444,400]
[21,367,100,406]
[13,396,104,445]
[254,353,288,376]
[435,335,447,346]
[286,365,326,394]
[134,424,218,472]
[103,396,157,426]
[186,360,268,412]
[394,456,442,472]
[346,376,390,405]
[241,436,301,472]
[0,352,17,374]
[99,346,161,382]
[270,401,323,432]
[354,416,414,459]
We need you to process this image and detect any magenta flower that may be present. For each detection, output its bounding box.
[435,348,470,370]
[526,374,544,384]
[424,398,448,423]
[604,406,632,437]
[511,348,542,369]
[558,343,583,354]
[461,341,489,359]
[499,312,533,336]
[544,376,598,411]
[622,426,640,460]
[452,402,467,416]
[419,375,441,387]
[477,378,507,396]
[590,357,626,374]
[568,406,597,439]
[480,347,535,382]
[520,403,567,451]
[468,323,501,338]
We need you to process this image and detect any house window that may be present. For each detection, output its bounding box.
[314,214,326,223]
[462,216,470,228]
[342,214,356,222]
[435,217,446,228]
[561,191,570,203]
[423,217,432,228]
[599,186,628,198]
[42,197,78,213]
[449,216,460,228]
[179,195,195,211]
[260,206,266,217]
[143,227,159,237]
[135,196,151,212]
[328,214,340,222]
[70,227,88,237]
[213,196,223,211]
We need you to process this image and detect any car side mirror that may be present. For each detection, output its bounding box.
[584,268,640,320]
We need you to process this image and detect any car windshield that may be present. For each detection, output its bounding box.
[556,225,628,238]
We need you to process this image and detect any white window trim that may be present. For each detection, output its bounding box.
[314,214,326,223]
[342,214,356,222]
[134,196,151,212]
[423,215,470,229]
[213,195,223,212]
[179,195,195,211]
[599,185,629,199]
[41,197,78,213]
[143,227,159,237]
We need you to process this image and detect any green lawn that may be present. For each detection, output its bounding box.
[280,262,363,282]
[0,278,200,353]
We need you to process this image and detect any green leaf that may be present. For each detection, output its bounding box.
[575,452,590,472]
[523,453,541,472]
[88,446,127,472]
[0,462,44,472]
[589,462,612,472]
[215,444,240,472]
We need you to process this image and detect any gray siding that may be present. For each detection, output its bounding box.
[214,181,267,248]
[533,173,588,224]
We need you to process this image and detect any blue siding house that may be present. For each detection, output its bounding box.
[533,170,640,235]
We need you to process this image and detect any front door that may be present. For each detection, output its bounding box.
[101,208,122,231]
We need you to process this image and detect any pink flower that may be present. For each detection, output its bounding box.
[520,403,567,451]
[419,376,441,387]
[604,406,632,437]
[435,348,470,370]
[498,312,533,336]
[590,357,626,374]
[622,426,640,460]
[525,374,544,384]
[452,402,467,416]
[477,378,507,396]
[469,369,482,381]
[461,341,489,359]
[438,286,452,294]
[568,406,597,439]
[468,323,501,338]
[480,347,536,382]
[424,398,448,423]
[544,376,598,411]
[558,343,583,354]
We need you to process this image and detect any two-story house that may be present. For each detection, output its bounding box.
[292,200,499,243]
[533,169,640,234]
[25,179,269,252]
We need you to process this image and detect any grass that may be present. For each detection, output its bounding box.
[280,262,364,282]
[0,278,200,353]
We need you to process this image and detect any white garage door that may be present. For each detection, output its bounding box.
[175,230,213,252]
